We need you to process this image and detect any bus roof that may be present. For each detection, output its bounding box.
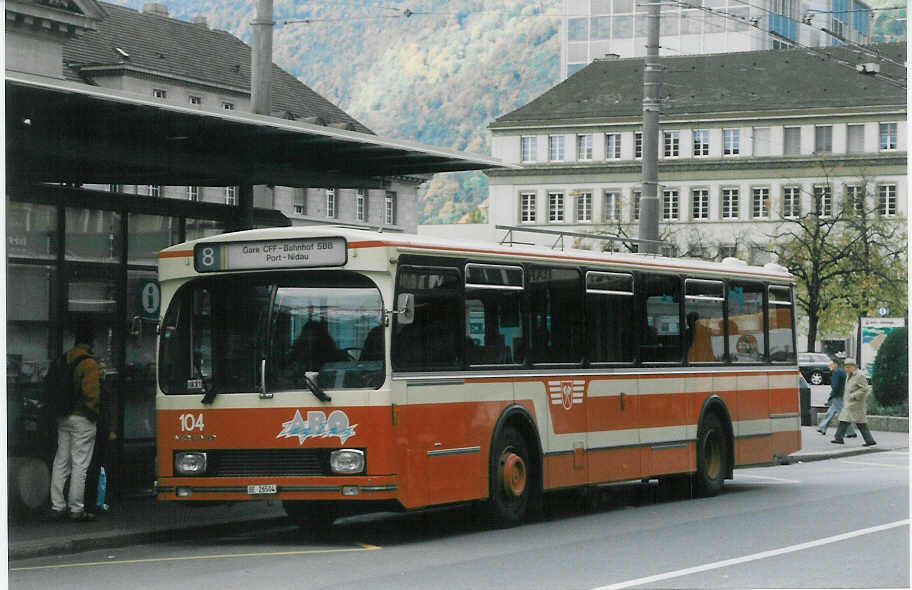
[159,226,795,282]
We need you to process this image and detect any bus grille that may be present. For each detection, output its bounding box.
[205,449,327,477]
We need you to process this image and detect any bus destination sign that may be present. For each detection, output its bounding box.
[193,237,347,272]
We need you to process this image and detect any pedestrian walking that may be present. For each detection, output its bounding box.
[816,358,856,437]
[831,358,877,446]
[48,322,100,521]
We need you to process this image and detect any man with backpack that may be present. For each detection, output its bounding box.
[47,322,100,522]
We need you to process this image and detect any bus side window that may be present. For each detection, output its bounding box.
[465,263,524,366]
[392,266,462,371]
[528,266,583,365]
[586,271,635,364]
[640,273,681,363]
[728,282,765,363]
[768,285,796,363]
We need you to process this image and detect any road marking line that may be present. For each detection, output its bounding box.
[840,460,909,469]
[590,519,910,590]
[10,543,380,572]
[736,473,801,483]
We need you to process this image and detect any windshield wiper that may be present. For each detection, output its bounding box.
[303,371,332,402]
[196,359,217,405]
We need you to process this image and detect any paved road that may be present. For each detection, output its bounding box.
[11,451,909,590]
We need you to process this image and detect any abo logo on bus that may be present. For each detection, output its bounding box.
[549,380,585,410]
[276,409,357,445]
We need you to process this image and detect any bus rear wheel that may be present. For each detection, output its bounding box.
[487,425,532,528]
[694,413,727,497]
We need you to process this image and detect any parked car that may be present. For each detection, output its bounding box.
[798,352,832,385]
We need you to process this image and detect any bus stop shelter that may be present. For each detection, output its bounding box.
[5,71,509,510]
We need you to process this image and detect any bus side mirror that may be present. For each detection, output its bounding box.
[396,293,415,325]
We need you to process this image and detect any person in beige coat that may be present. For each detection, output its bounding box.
[831,358,877,446]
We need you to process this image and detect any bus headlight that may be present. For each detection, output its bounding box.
[330,449,365,474]
[174,452,208,476]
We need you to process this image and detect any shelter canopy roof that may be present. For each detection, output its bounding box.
[7,72,511,188]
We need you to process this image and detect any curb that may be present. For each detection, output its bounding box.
[783,446,897,465]
[9,516,289,561]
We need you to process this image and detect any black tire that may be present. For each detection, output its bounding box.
[487,425,534,528]
[810,371,824,385]
[694,413,728,497]
[283,500,339,530]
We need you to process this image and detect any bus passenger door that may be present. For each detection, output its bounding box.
[587,376,641,483]
[405,380,485,506]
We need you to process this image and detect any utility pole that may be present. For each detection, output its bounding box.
[240,0,274,230]
[637,0,661,254]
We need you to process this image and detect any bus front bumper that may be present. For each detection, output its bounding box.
[156,475,399,502]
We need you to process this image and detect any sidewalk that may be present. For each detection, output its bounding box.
[8,426,908,561]
[8,495,287,561]
[785,424,909,464]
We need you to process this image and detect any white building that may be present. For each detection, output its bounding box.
[487,43,906,263]
[562,0,873,79]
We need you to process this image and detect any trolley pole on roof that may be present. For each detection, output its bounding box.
[637,0,662,254]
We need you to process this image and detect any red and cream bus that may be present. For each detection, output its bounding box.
[155,226,801,527]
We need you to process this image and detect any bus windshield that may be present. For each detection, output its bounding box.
[159,271,385,395]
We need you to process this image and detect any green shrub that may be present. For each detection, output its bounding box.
[871,327,908,408]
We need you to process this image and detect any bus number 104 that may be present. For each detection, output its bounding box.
[179,413,205,432]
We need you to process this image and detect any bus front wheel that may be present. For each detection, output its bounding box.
[694,413,727,497]
[487,425,532,528]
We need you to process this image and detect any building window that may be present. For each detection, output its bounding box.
[753,127,770,156]
[293,189,306,215]
[692,129,709,156]
[879,123,897,151]
[548,192,565,222]
[577,134,593,160]
[325,188,336,218]
[356,189,368,222]
[721,188,739,219]
[814,125,833,153]
[634,131,643,159]
[752,187,769,219]
[723,128,740,155]
[847,124,865,153]
[385,191,397,225]
[719,245,737,259]
[688,244,708,259]
[224,186,238,205]
[147,184,161,197]
[813,185,832,217]
[576,192,592,222]
[222,101,235,111]
[691,189,709,220]
[189,95,202,106]
[521,136,537,162]
[782,186,801,219]
[846,184,864,214]
[662,189,679,221]
[663,130,680,157]
[152,88,167,99]
[187,186,200,201]
[520,192,537,223]
[633,190,641,221]
[878,184,897,216]
[549,135,565,161]
[605,133,621,159]
[604,191,620,221]
[783,126,801,155]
